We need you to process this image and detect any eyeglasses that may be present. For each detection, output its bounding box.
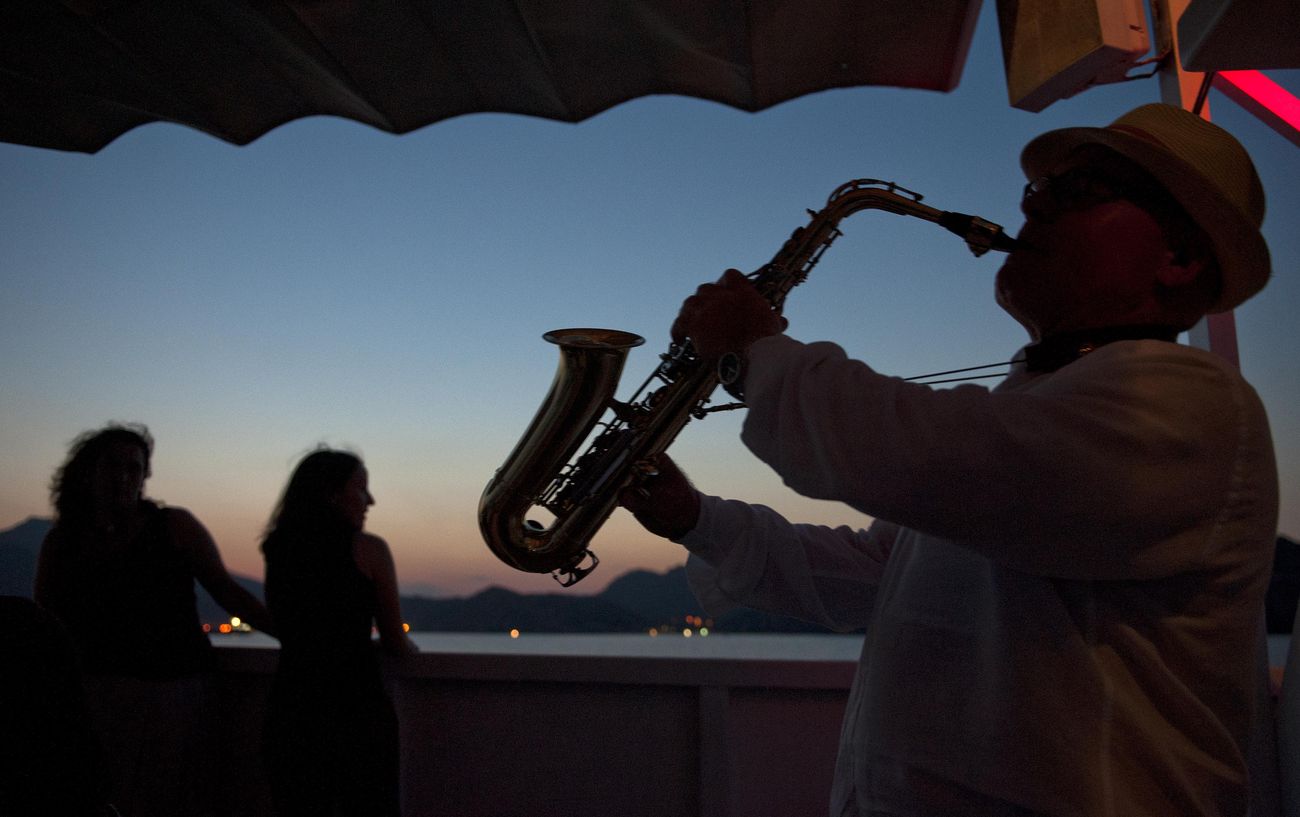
[1021,167,1131,216]
[1021,162,1207,265]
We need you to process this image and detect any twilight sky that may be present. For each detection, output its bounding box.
[2,8,1297,597]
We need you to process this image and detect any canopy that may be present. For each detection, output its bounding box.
[1,0,982,153]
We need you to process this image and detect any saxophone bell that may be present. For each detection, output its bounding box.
[478,328,645,583]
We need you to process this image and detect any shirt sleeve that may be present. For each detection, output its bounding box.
[679,494,894,632]
[738,334,1275,580]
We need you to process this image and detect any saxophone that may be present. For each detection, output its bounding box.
[479,179,1018,586]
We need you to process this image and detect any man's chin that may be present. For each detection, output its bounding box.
[994,286,1040,339]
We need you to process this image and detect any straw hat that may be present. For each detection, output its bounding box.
[1020,103,1270,313]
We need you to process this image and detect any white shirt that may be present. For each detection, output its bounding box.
[681,333,1278,817]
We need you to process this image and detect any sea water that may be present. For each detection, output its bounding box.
[213,630,1294,665]
[212,631,868,661]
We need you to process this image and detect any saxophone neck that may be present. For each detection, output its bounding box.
[827,179,1017,256]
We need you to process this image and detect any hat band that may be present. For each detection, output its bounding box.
[1107,123,1169,151]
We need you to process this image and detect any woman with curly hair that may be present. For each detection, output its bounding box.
[35,422,275,817]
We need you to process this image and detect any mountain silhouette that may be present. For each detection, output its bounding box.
[5,517,1298,634]
[599,566,702,623]
[402,586,649,633]
[0,517,47,597]
[0,517,710,632]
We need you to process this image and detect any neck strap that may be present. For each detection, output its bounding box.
[1024,325,1180,373]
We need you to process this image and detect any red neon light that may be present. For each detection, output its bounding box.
[1214,70,1300,148]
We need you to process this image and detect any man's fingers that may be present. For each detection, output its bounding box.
[719,268,746,285]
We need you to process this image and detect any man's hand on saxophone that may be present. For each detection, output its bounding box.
[617,454,700,542]
[671,268,786,363]
[617,267,790,543]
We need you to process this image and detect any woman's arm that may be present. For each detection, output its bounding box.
[170,508,277,636]
[353,532,418,657]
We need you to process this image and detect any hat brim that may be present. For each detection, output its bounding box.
[1020,126,1270,313]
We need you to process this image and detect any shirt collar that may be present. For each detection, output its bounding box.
[1022,325,1181,374]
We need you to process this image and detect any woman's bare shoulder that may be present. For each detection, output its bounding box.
[157,505,217,549]
[351,531,392,570]
[353,530,390,551]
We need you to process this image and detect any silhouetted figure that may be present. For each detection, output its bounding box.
[34,423,275,817]
[1268,537,1300,634]
[0,595,117,816]
[261,448,417,817]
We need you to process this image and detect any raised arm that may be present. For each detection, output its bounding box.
[740,335,1274,580]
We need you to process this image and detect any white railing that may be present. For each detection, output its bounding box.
[207,631,1295,817]
[209,638,858,817]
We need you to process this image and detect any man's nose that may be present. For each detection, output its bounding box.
[1021,190,1057,223]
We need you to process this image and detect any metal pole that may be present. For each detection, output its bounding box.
[1150,0,1241,369]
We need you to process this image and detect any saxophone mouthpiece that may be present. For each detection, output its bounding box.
[938,211,1020,256]
[987,229,1022,253]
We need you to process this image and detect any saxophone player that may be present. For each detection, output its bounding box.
[621,103,1277,817]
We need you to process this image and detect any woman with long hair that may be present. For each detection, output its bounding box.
[35,422,275,817]
[261,447,416,817]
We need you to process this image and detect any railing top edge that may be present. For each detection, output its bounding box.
[210,645,858,689]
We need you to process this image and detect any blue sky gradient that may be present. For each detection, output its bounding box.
[2,8,1296,597]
